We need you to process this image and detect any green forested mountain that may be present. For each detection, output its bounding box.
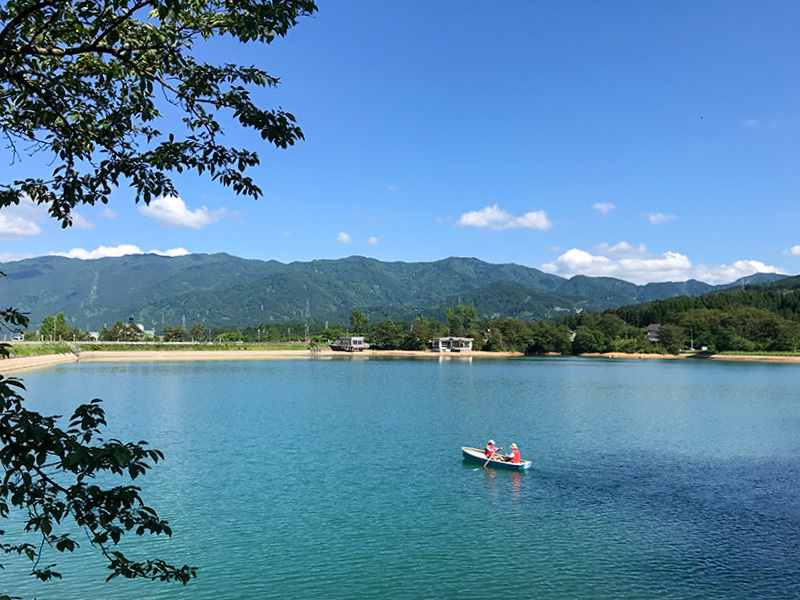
[556,274,800,354]
[611,275,800,327]
[0,253,787,331]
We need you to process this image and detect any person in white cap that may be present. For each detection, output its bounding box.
[484,439,499,458]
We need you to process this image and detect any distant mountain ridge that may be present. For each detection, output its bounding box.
[0,253,787,330]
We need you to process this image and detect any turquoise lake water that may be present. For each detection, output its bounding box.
[5,356,800,599]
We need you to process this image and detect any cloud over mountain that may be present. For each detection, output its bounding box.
[139,196,228,229]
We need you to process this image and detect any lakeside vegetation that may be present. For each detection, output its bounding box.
[16,278,800,358]
[6,342,74,357]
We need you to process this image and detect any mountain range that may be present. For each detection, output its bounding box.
[0,253,786,331]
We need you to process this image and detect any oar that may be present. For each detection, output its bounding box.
[483,451,496,468]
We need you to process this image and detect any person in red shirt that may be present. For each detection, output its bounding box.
[507,443,521,463]
[484,440,498,457]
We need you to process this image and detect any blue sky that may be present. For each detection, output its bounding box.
[1,1,799,284]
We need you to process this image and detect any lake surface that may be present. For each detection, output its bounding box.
[6,356,800,599]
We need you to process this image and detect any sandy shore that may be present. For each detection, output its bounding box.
[598,352,800,363]
[2,348,799,375]
[0,348,522,374]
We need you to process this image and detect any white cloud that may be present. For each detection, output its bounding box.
[694,260,787,285]
[152,247,190,257]
[541,248,692,284]
[337,232,352,243]
[541,245,787,285]
[456,204,552,231]
[783,245,800,256]
[743,119,762,129]
[52,245,189,260]
[138,195,227,229]
[594,241,648,258]
[0,198,49,240]
[0,213,43,240]
[593,202,615,215]
[100,208,118,219]
[367,236,379,245]
[648,212,677,225]
[71,212,93,229]
[55,244,143,259]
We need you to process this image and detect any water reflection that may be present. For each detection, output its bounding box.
[479,464,526,502]
[439,355,473,363]
[510,470,522,502]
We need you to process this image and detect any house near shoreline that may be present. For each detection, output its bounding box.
[430,337,473,353]
[646,324,661,342]
[329,336,371,352]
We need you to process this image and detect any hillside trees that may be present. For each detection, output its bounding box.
[0,0,318,595]
[446,305,478,337]
[572,329,607,354]
[37,312,91,341]
[162,325,188,342]
[484,318,532,352]
[591,287,800,353]
[399,316,447,350]
[215,330,244,343]
[655,323,685,354]
[39,313,70,340]
[190,323,206,342]
[99,320,144,342]
[349,310,369,335]
[527,321,572,354]
[369,319,402,350]
[354,287,800,355]
[38,315,56,341]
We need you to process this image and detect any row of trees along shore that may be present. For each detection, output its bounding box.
[27,282,800,355]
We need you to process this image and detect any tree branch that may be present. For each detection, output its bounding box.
[90,0,152,48]
[0,0,66,47]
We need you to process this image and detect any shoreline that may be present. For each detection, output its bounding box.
[2,348,800,375]
[596,352,800,363]
[0,348,521,374]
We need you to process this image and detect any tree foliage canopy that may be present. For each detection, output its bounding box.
[0,308,195,599]
[0,1,317,595]
[0,376,196,593]
[349,310,369,335]
[0,0,317,226]
[98,320,144,341]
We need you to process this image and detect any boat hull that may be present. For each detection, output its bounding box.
[461,446,532,470]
